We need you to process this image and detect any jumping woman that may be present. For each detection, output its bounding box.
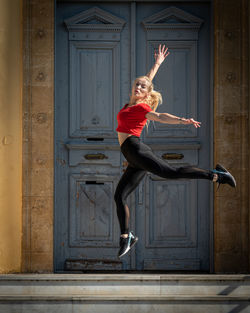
[115,45,236,258]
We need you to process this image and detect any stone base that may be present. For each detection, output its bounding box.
[0,274,250,312]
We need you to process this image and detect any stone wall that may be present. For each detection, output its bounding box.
[214,0,249,272]
[22,0,54,272]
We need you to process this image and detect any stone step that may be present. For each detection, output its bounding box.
[0,274,249,297]
[0,274,249,313]
[1,294,250,301]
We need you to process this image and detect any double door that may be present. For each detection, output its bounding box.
[55,1,212,271]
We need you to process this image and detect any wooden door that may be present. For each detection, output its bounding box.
[55,1,211,272]
[135,4,211,271]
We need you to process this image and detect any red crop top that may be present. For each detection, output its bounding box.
[116,102,152,137]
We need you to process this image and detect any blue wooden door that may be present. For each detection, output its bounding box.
[55,2,211,272]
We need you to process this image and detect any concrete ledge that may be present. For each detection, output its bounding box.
[1,274,249,281]
[0,295,250,302]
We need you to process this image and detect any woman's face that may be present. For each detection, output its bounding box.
[132,78,149,101]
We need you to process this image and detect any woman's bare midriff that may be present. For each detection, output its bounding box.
[117,132,134,146]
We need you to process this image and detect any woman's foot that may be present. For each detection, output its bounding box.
[213,164,236,188]
[118,232,138,258]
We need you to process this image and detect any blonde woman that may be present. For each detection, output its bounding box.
[115,45,236,258]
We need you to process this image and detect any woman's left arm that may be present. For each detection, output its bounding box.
[146,45,170,81]
[146,111,201,128]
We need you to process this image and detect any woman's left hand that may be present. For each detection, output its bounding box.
[182,118,201,128]
[154,44,170,65]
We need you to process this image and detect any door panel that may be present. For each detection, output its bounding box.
[69,41,120,138]
[55,1,211,272]
[143,178,199,270]
[69,175,116,248]
[146,41,198,138]
[146,179,197,248]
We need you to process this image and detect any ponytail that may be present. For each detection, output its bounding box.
[146,89,162,112]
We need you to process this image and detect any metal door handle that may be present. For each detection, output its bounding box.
[84,153,108,160]
[162,153,184,160]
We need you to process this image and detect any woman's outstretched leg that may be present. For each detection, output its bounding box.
[121,137,214,181]
[121,137,235,187]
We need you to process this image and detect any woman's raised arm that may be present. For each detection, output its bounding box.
[146,44,170,81]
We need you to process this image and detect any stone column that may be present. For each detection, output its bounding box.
[214,0,249,272]
[22,0,54,272]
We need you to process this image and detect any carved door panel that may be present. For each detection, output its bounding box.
[55,2,211,272]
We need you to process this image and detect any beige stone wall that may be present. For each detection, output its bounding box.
[0,0,22,273]
[214,0,249,272]
[22,0,54,272]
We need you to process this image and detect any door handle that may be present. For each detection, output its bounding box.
[84,153,108,160]
[162,153,184,160]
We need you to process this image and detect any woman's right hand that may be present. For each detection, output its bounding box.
[154,44,170,65]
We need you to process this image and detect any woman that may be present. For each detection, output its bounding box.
[115,45,236,258]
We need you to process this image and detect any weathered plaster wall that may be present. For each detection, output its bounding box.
[22,0,54,272]
[0,0,22,273]
[214,0,249,272]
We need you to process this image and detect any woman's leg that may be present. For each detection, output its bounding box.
[121,137,214,181]
[138,150,213,180]
[114,165,146,234]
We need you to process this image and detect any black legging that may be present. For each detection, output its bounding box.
[114,135,213,234]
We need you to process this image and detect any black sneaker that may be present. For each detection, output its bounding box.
[213,164,236,188]
[118,232,138,258]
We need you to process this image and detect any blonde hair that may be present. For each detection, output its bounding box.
[132,76,162,111]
